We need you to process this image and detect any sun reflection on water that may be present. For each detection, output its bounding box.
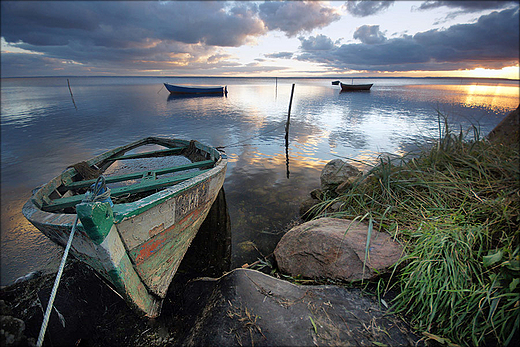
[407,83,519,111]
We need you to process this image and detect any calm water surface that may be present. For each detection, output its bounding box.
[1,76,518,285]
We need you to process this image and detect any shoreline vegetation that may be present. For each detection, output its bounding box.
[305,108,519,346]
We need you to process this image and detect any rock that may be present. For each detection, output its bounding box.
[299,189,324,220]
[13,271,42,284]
[274,218,404,282]
[0,300,12,316]
[320,159,361,192]
[487,105,520,145]
[299,197,320,220]
[183,268,420,346]
[310,188,323,200]
[334,176,358,195]
[0,315,27,346]
[329,202,343,212]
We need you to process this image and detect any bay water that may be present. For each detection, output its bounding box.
[1,76,518,285]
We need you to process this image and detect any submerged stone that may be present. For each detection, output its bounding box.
[320,159,361,192]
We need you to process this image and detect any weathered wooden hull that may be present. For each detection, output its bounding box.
[340,83,373,91]
[164,83,227,95]
[22,137,227,317]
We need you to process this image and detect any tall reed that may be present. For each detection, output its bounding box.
[309,116,519,345]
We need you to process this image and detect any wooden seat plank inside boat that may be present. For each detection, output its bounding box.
[42,169,211,212]
[109,147,186,161]
[64,159,215,189]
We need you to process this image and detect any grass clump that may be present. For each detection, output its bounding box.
[309,117,519,346]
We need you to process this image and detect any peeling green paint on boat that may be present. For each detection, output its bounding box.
[76,202,114,245]
[107,253,161,317]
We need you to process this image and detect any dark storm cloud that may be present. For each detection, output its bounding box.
[258,1,340,37]
[345,1,395,17]
[299,35,335,51]
[1,2,265,49]
[297,8,519,72]
[416,1,518,12]
[353,25,387,44]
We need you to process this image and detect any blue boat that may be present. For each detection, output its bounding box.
[164,83,227,95]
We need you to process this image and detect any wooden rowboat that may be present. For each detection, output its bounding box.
[22,137,227,317]
[340,82,373,91]
[164,83,227,95]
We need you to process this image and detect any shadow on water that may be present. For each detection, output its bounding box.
[339,89,371,94]
[176,187,231,278]
[167,93,227,102]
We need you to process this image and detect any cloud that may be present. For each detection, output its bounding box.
[264,52,294,59]
[258,1,340,37]
[353,25,387,44]
[0,1,343,76]
[299,34,335,50]
[0,1,269,76]
[415,0,519,23]
[416,1,518,12]
[297,8,519,72]
[1,2,267,49]
[345,1,394,17]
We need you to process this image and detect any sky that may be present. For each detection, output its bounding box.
[1,1,519,79]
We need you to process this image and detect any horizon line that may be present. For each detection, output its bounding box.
[1,75,519,82]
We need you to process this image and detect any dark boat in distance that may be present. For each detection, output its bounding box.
[164,83,227,95]
[332,80,373,91]
[340,82,373,91]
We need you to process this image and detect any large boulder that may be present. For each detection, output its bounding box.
[274,218,404,282]
[183,268,419,346]
[487,105,519,145]
[320,159,361,192]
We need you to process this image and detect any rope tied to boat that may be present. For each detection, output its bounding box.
[36,175,111,347]
[84,175,113,206]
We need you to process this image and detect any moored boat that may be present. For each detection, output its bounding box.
[340,82,373,91]
[164,83,227,95]
[22,137,227,317]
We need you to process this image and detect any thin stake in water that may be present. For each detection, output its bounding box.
[67,79,77,110]
[285,84,295,178]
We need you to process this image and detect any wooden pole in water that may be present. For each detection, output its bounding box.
[285,83,295,134]
[67,79,77,110]
[285,83,295,178]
